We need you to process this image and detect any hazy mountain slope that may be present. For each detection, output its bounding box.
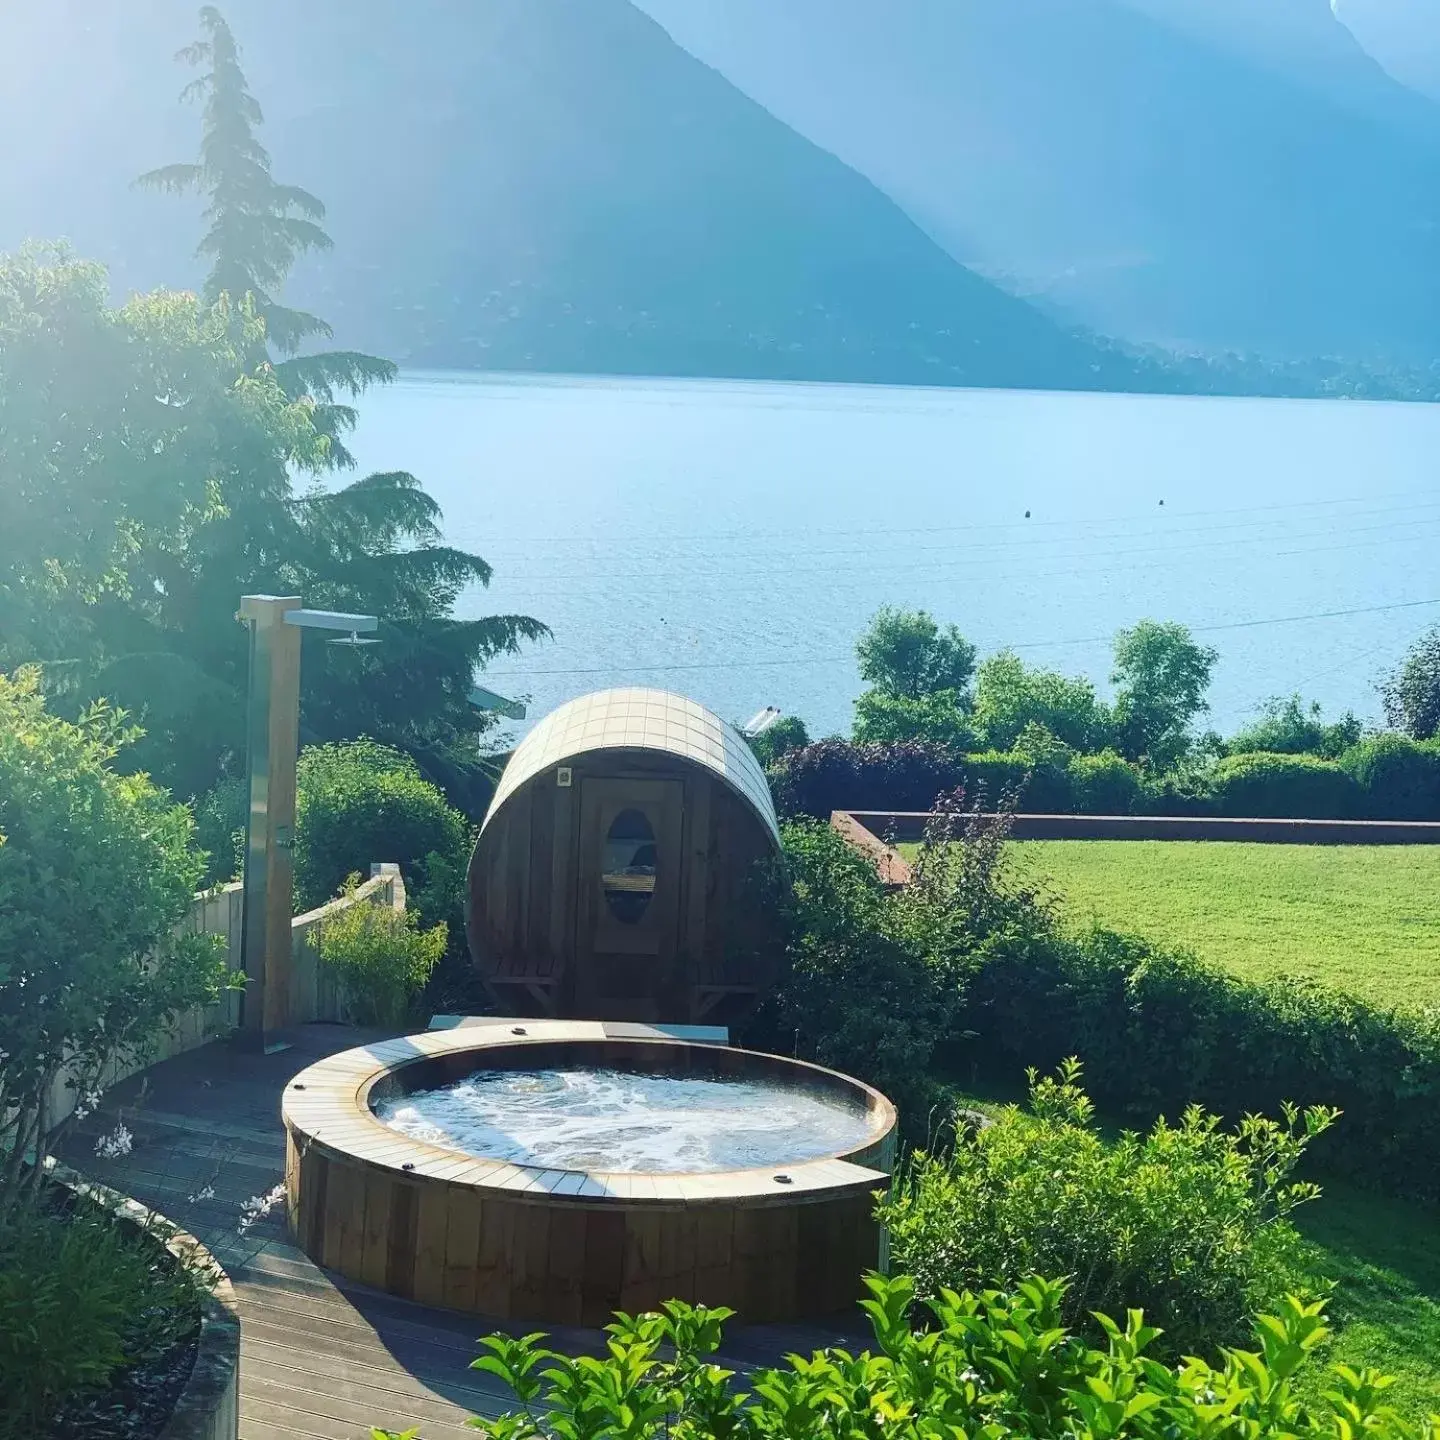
[0,0,1133,390]
[1335,0,1440,101]
[1118,0,1440,134]
[635,0,1440,360]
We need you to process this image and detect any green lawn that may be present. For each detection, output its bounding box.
[1006,841,1440,1012]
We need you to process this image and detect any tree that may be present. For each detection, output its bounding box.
[744,714,810,769]
[137,5,333,359]
[0,671,230,1213]
[852,689,975,748]
[856,607,977,701]
[972,651,1112,753]
[1111,621,1218,770]
[1380,625,1440,741]
[1226,694,1361,759]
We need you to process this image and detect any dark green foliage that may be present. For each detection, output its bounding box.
[852,687,976,747]
[742,713,809,769]
[752,807,1053,1127]
[974,650,1112,753]
[1340,735,1440,820]
[0,671,230,1210]
[0,1195,203,1436]
[385,1274,1438,1440]
[193,774,246,885]
[1069,750,1144,814]
[1228,696,1363,760]
[963,928,1440,1202]
[293,740,471,928]
[856,606,977,700]
[135,6,335,357]
[1381,627,1440,742]
[769,738,967,816]
[1111,620,1218,769]
[1211,752,1362,818]
[880,1062,1330,1360]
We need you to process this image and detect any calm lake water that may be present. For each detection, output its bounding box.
[346,372,1440,740]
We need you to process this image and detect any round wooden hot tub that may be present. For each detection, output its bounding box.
[282,1022,898,1325]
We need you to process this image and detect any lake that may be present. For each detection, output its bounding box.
[346,372,1440,741]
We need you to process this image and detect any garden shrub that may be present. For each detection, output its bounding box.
[1067,749,1143,813]
[0,670,228,1211]
[963,927,1440,1202]
[1340,734,1440,820]
[879,1061,1330,1359]
[316,890,447,1028]
[193,773,246,885]
[1211,751,1362,818]
[293,738,471,927]
[769,739,1067,817]
[381,1274,1439,1440]
[0,1192,203,1435]
[753,805,1053,1126]
[1227,696,1361,759]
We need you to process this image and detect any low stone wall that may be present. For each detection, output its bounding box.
[48,1160,240,1440]
[832,810,1440,885]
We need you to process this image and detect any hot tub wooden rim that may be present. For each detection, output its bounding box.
[281,1027,897,1208]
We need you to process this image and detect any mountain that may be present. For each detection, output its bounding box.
[0,0,1141,392]
[634,0,1440,361]
[1335,0,1440,102]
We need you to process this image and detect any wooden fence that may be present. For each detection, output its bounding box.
[47,864,405,1126]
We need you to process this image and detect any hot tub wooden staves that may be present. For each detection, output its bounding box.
[281,1024,898,1326]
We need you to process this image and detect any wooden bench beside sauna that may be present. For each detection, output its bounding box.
[282,689,898,1326]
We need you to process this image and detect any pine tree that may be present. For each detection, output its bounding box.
[119,6,547,804]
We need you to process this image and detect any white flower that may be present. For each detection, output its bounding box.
[188,1184,216,1203]
[238,1182,286,1234]
[94,1123,133,1159]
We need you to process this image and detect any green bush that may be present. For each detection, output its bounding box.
[963,749,1072,810]
[1068,749,1143,813]
[0,670,228,1210]
[379,1275,1438,1440]
[294,739,471,926]
[193,773,246,885]
[316,892,447,1028]
[879,1062,1330,1359]
[964,927,1440,1202]
[853,687,976,747]
[1211,751,1362,818]
[0,1193,203,1435]
[1340,734,1440,820]
[1227,695,1361,759]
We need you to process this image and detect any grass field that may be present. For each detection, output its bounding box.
[1004,841,1440,1012]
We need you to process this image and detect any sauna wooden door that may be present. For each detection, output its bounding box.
[574,777,685,1019]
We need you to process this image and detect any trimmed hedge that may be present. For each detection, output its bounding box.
[1210,752,1362,818]
[772,737,1440,821]
[768,740,1069,817]
[959,928,1440,1202]
[1340,734,1440,820]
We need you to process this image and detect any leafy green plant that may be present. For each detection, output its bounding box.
[1211,751,1362,818]
[1227,696,1362,760]
[294,739,471,927]
[744,713,809,769]
[0,670,230,1215]
[1381,626,1440,742]
[372,1274,1437,1440]
[1340,734,1440,820]
[316,888,447,1028]
[853,687,976,747]
[880,1061,1334,1358]
[1068,749,1143,813]
[0,1192,203,1436]
[974,649,1113,753]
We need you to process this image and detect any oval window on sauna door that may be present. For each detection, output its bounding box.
[602,807,658,924]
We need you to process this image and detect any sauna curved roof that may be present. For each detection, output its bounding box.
[482,688,781,846]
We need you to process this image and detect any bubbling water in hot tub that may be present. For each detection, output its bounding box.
[375,1067,876,1174]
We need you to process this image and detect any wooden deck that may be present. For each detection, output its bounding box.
[61,1024,865,1440]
